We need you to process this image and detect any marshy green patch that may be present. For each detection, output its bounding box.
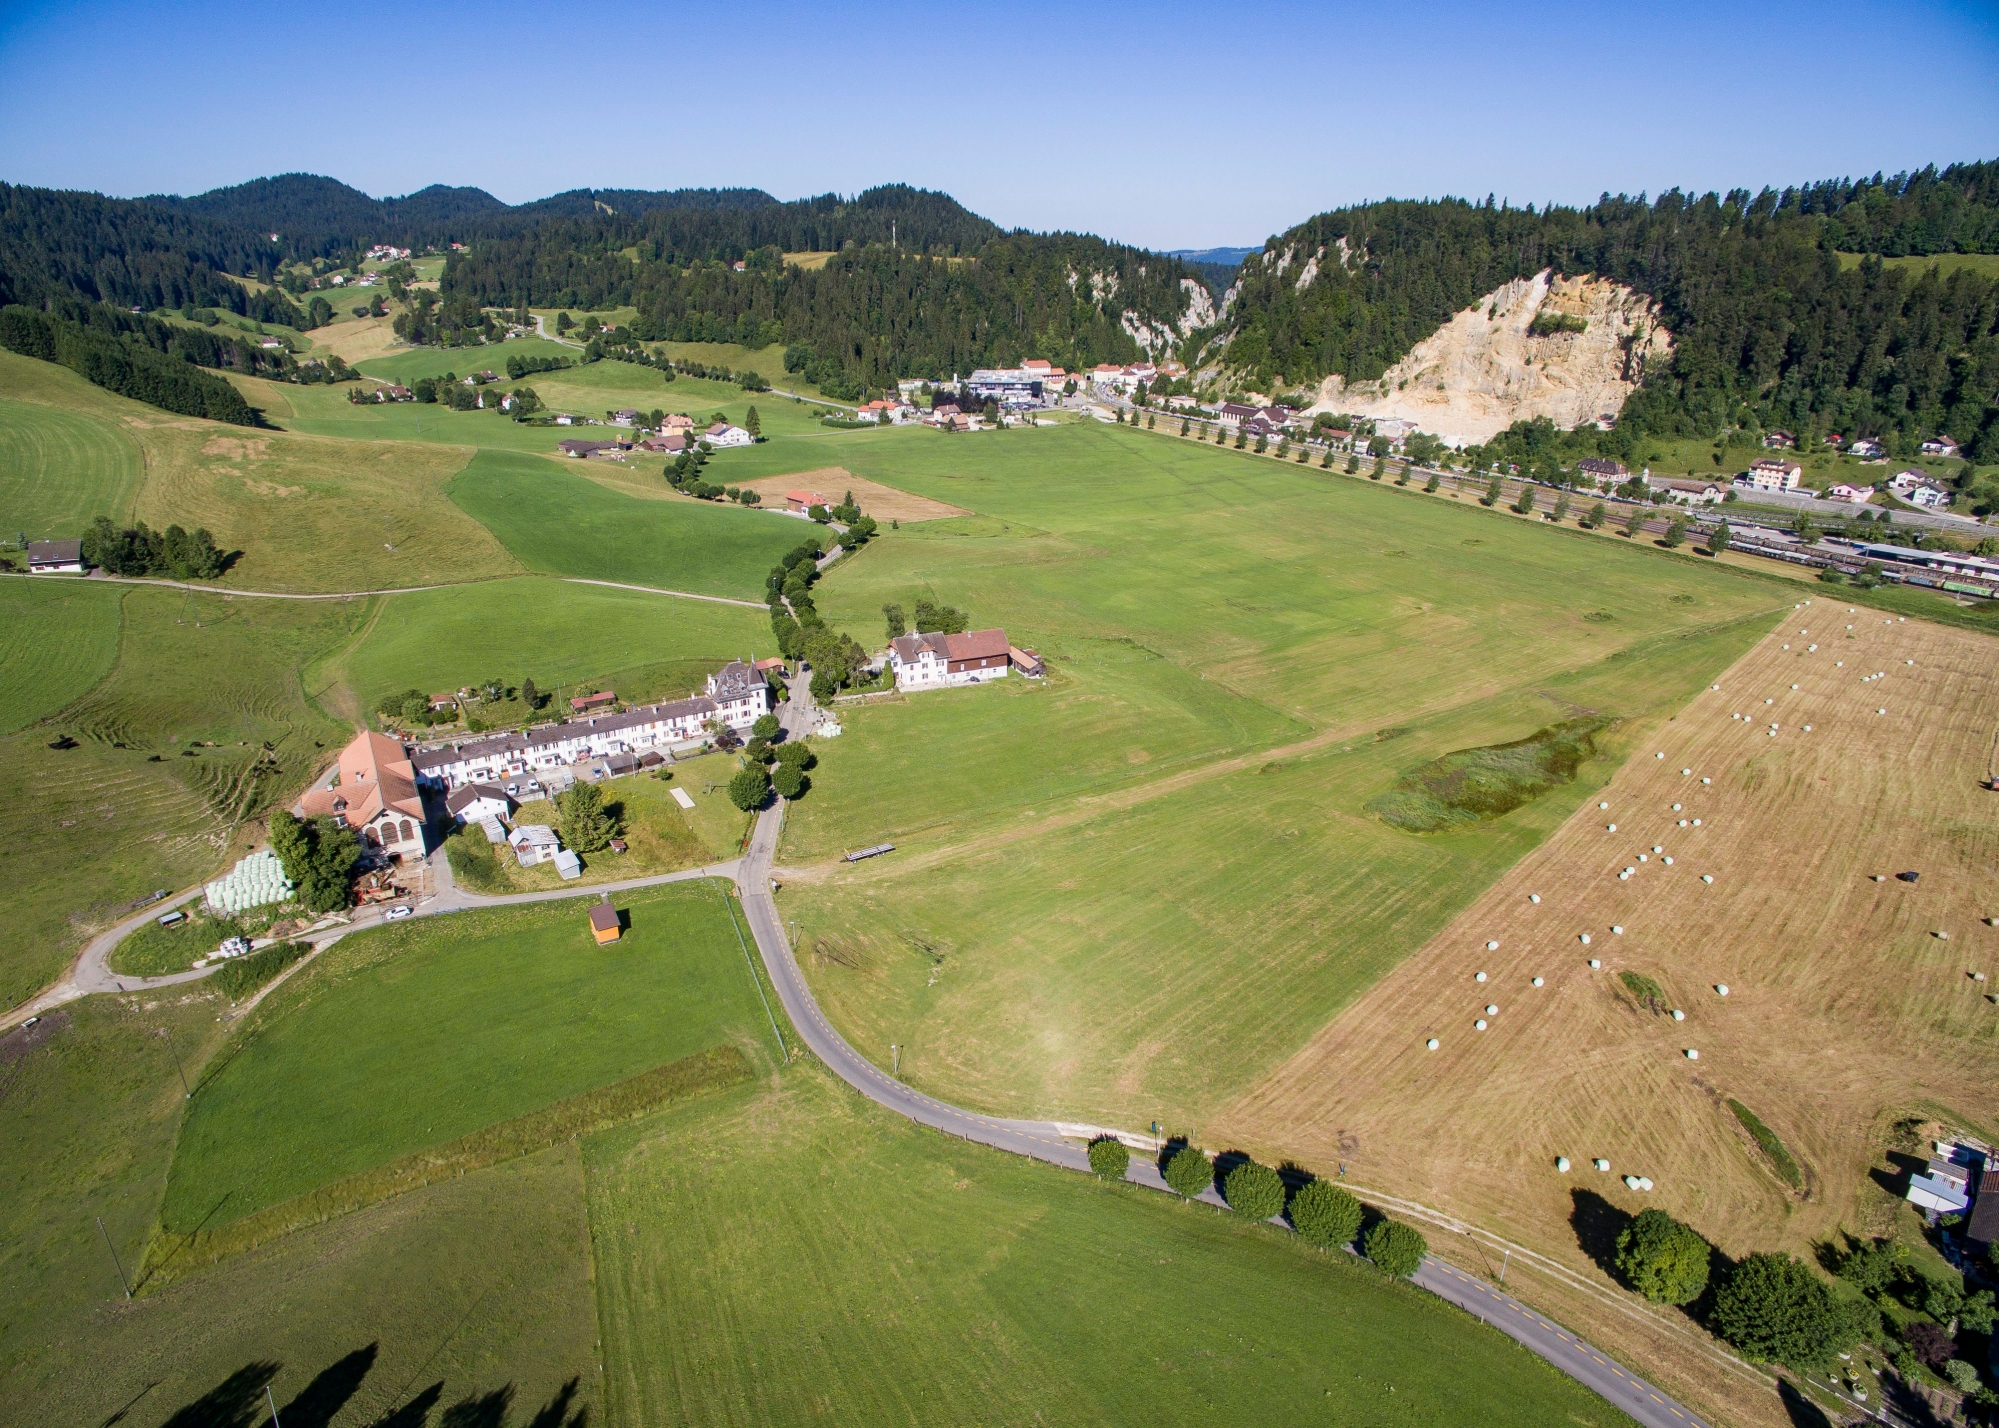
[1619,970,1670,1013]
[1366,716,1612,833]
[1729,1099,1804,1188]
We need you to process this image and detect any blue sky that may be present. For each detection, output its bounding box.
[2,0,1995,249]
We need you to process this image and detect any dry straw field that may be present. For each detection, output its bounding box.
[738,467,969,523]
[1220,604,1998,1397]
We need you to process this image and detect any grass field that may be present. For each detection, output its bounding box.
[0,586,359,1004]
[1219,612,1999,1428]
[767,425,1791,1129]
[351,334,577,386]
[304,575,772,722]
[1836,249,1999,281]
[159,883,776,1232]
[0,578,123,734]
[0,385,144,537]
[444,449,807,598]
[0,993,600,1428]
[584,1060,1636,1428]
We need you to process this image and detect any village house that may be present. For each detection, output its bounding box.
[1736,458,1803,493]
[1217,401,1261,427]
[371,384,413,402]
[1887,467,1931,493]
[1576,457,1630,484]
[785,490,833,514]
[445,783,515,827]
[1902,484,1952,510]
[611,409,642,426]
[1826,483,1876,504]
[1651,477,1726,505]
[571,691,617,713]
[558,439,629,459]
[508,823,562,867]
[1920,435,1961,458]
[1848,437,1884,459]
[298,730,430,858]
[659,413,695,432]
[641,432,690,454]
[705,422,755,448]
[887,629,1029,691]
[428,693,458,713]
[1761,429,1796,449]
[410,660,772,791]
[26,539,84,573]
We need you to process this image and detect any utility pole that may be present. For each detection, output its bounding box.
[1499,1248,1510,1285]
[162,1027,191,1099]
[96,1217,130,1299]
[891,1044,900,1077]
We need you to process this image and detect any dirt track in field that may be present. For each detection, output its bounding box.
[1216,603,1998,1418]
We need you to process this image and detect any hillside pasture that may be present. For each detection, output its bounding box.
[774,423,1787,1125]
[1217,612,1999,1419]
[352,334,577,387]
[306,575,771,722]
[0,386,145,537]
[0,578,122,733]
[444,448,807,598]
[159,883,774,1233]
[585,1060,1635,1428]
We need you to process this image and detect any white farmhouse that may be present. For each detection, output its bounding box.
[888,629,1013,691]
[703,422,755,448]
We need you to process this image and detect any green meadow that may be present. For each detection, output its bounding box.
[443,449,806,598]
[774,422,1787,1123]
[307,575,772,718]
[587,1061,1635,1428]
[0,578,123,733]
[0,379,145,538]
[160,883,774,1232]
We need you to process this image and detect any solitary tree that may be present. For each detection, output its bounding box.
[1424,470,1441,494]
[1289,1179,1363,1248]
[1345,453,1360,474]
[1481,475,1504,507]
[1588,501,1608,529]
[1552,491,1572,523]
[1512,485,1536,515]
[1088,1136,1131,1179]
[269,809,359,913]
[1363,1219,1428,1277]
[521,676,543,710]
[1371,455,1386,480]
[743,405,761,439]
[557,783,618,854]
[1254,434,1268,454]
[1222,1160,1286,1221]
[1705,519,1732,556]
[1623,505,1646,538]
[728,764,771,812]
[1163,1145,1212,1198]
[1711,1253,1849,1370]
[1321,448,1334,468]
[882,602,906,639]
[1614,1209,1711,1304]
[1663,514,1688,548]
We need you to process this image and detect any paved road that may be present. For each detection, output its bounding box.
[56,571,765,610]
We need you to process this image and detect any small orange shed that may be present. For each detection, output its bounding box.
[588,903,621,944]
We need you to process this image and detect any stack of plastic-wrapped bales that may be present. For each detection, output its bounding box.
[204,850,294,915]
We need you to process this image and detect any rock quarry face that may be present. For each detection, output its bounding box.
[1308,270,1672,445]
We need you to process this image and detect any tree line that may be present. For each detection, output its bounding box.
[80,516,228,579]
[1217,171,1999,461]
[0,303,259,425]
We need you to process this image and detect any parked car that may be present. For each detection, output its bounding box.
[505,783,519,796]
[385,905,413,921]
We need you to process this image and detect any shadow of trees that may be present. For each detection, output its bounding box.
[144,1351,587,1428]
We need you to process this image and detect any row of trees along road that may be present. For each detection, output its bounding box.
[1086,1136,1430,1279]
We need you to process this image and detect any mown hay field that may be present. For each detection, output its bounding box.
[160,883,776,1233]
[0,367,145,536]
[738,466,969,522]
[584,1059,1636,1428]
[1216,610,1999,1424]
[773,422,1790,1122]
[0,577,123,733]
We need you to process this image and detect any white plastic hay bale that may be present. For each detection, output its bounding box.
[1531,976,1544,987]
[1426,1038,1440,1051]
[1672,802,1682,811]
[1588,958,1602,969]
[1684,1048,1699,1060]
[1782,644,1790,650]
[1612,925,1624,935]
[1765,698,1774,705]
[1906,659,1913,665]
[1580,932,1592,944]
[1681,768,1692,776]
[1715,984,1729,996]
[1608,822,1618,832]
[1791,684,1799,691]
[1653,845,1663,854]
[1593,1158,1610,1172]
[1710,684,1719,691]
[1701,874,1714,884]
[1693,818,1702,826]
[1529,893,1541,904]
[1656,752,1665,759]
[1486,940,1500,951]
[1556,1156,1571,1172]
[1638,1176,1655,1191]
[1475,971,1488,983]
[1663,856,1674,865]
[1485,1004,1498,1016]
[1934,930,1950,940]
[1878,708,1887,715]
[1474,1019,1488,1031]
[1598,801,1610,810]
[1678,819,1689,827]
[1671,1009,1685,1021]
[1624,1174,1642,1189]
[1638,854,1648,863]
[1701,777,1711,785]
[1803,725,1812,732]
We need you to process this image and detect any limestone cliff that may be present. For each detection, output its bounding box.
[1308,270,1672,445]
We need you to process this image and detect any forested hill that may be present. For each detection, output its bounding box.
[1216,160,1999,458]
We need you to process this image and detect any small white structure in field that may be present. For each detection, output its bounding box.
[1803,725,1812,732]
[1608,823,1618,832]
[1672,803,1682,811]
[1715,984,1729,996]
[1701,874,1714,883]
[1638,854,1648,862]
[1934,930,1949,940]
[1790,684,1799,691]
[1878,708,1887,715]
[1580,932,1592,944]
[1653,845,1663,853]
[1710,684,1719,691]
[1624,1175,1643,1190]
[1671,1009,1685,1021]
[1486,940,1500,950]
[1474,1019,1488,1031]
[1612,925,1624,934]
[1529,893,1541,904]
[1701,777,1711,785]
[1656,752,1665,759]
[1475,971,1488,982]
[1906,659,1913,665]
[1682,768,1692,776]
[1663,856,1674,865]
[1588,958,1602,969]
[1684,1048,1699,1060]
[1593,1158,1610,1172]
[1426,1038,1440,1051]
[1599,801,1609,810]
[1485,1004,1498,1016]
[1556,1156,1571,1172]
[1678,819,1688,827]
[1531,976,1544,987]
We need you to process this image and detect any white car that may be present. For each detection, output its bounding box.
[384,905,413,921]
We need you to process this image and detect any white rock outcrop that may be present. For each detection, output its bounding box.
[1308,269,1671,446]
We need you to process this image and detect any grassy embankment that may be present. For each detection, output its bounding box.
[762,420,1790,1128]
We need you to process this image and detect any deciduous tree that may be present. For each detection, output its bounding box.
[1289,1179,1363,1248]
[728,764,770,811]
[1614,1209,1711,1304]
[1088,1136,1130,1179]
[1163,1145,1211,1198]
[1363,1219,1427,1277]
[1222,1160,1285,1221]
[1712,1253,1852,1370]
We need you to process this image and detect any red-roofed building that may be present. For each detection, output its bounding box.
[786,490,832,513]
[888,628,1013,691]
[298,731,429,857]
[571,691,617,713]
